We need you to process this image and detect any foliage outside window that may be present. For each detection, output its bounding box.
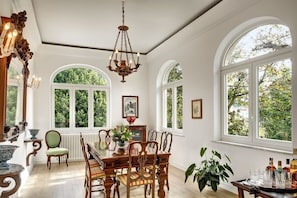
[162,63,183,133]
[221,24,292,150]
[53,67,109,129]
[6,66,22,126]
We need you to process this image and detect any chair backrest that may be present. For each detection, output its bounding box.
[80,133,92,178]
[98,129,116,151]
[45,130,62,148]
[127,141,158,185]
[147,129,158,141]
[159,131,173,153]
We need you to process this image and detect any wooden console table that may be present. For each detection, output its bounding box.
[24,139,42,166]
[0,164,24,198]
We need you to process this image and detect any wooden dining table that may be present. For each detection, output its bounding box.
[87,141,171,198]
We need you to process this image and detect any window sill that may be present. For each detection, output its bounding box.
[213,140,292,155]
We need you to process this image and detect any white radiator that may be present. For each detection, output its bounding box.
[60,133,98,161]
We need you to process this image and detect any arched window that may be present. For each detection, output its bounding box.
[52,66,110,130]
[162,63,183,133]
[221,24,292,150]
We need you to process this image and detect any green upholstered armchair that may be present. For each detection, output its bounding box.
[45,130,69,170]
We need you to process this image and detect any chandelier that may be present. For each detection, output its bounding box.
[107,0,140,83]
[0,19,18,58]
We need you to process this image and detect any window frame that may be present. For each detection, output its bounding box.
[221,32,293,151]
[51,66,110,131]
[161,64,183,135]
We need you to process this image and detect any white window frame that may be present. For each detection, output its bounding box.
[162,65,183,135]
[221,36,293,151]
[51,66,110,131]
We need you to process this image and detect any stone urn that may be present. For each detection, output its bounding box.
[29,129,40,139]
[0,145,19,169]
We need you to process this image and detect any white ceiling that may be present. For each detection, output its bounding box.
[31,0,221,54]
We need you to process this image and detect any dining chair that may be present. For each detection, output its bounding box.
[80,133,106,198]
[45,130,69,170]
[147,131,173,195]
[117,141,158,198]
[98,129,116,151]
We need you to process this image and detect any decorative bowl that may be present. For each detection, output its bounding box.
[0,145,19,169]
[126,116,136,125]
[29,129,40,139]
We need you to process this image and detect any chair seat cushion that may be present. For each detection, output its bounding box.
[89,159,100,168]
[46,147,69,156]
[118,172,154,187]
[90,166,106,179]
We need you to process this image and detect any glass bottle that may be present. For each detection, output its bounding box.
[266,157,276,172]
[290,149,297,187]
[283,159,290,173]
[266,157,276,185]
[277,160,282,173]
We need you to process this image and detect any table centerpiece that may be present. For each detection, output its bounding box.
[111,125,133,154]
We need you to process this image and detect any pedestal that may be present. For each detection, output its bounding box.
[0,163,24,198]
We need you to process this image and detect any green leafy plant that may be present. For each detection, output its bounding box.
[184,147,234,192]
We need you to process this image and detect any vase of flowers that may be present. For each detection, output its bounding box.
[112,125,133,154]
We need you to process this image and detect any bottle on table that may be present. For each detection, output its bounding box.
[290,149,297,187]
[266,157,276,185]
[283,159,290,173]
[277,160,282,173]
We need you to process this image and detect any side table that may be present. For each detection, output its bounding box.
[24,139,42,166]
[0,163,24,198]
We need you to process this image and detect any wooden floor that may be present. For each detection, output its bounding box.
[16,162,239,198]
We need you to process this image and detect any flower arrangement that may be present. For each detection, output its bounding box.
[111,125,133,143]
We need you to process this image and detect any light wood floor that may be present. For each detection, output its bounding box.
[16,162,239,198]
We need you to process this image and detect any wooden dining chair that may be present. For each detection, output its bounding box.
[147,131,172,195]
[117,141,158,198]
[98,129,116,151]
[80,133,106,198]
[45,130,69,170]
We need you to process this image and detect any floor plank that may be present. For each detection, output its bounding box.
[15,162,239,198]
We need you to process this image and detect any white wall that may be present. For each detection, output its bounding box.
[146,0,297,192]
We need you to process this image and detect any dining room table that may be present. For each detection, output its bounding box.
[87,141,171,198]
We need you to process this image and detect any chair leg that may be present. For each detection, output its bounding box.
[66,153,69,166]
[47,156,51,170]
[166,166,169,190]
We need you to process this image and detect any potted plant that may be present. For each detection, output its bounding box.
[185,147,234,192]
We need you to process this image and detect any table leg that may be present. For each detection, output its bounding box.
[158,163,166,198]
[104,169,115,198]
[237,188,245,198]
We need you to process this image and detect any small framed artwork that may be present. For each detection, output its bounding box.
[122,96,139,118]
[192,99,202,119]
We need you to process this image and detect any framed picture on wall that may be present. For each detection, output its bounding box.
[122,96,139,118]
[192,99,202,119]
